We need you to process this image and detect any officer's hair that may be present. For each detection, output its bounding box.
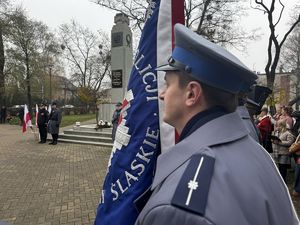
[177,71,238,113]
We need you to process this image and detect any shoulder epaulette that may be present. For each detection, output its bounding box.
[171,154,215,216]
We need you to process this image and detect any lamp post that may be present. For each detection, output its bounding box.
[34,77,45,102]
[48,63,54,102]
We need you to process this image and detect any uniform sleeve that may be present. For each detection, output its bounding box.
[112,111,120,123]
[140,205,214,225]
[46,111,49,122]
[57,111,62,125]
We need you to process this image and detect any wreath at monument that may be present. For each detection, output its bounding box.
[95,120,111,130]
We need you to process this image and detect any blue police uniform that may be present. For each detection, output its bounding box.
[236,105,260,142]
[48,102,62,145]
[134,24,299,225]
[135,111,298,225]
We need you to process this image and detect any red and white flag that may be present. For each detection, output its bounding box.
[35,104,38,127]
[157,0,184,151]
[22,104,32,132]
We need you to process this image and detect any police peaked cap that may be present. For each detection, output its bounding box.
[247,85,272,108]
[157,24,258,94]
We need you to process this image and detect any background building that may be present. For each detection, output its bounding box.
[256,70,298,109]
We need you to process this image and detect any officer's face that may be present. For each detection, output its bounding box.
[159,72,186,129]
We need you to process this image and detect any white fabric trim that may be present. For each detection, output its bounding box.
[157,0,175,153]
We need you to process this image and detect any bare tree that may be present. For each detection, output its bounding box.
[91,0,146,31]
[281,31,300,72]
[35,27,62,102]
[5,9,57,114]
[59,20,111,107]
[280,8,300,72]
[0,0,10,107]
[253,0,300,89]
[5,28,60,106]
[91,0,255,49]
[186,0,255,48]
[280,8,300,108]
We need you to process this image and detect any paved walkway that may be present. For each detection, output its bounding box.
[0,123,300,225]
[0,124,110,225]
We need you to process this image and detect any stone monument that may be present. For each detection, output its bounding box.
[110,13,133,104]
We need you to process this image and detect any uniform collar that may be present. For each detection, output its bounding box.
[179,106,228,141]
[236,106,251,119]
[151,111,248,190]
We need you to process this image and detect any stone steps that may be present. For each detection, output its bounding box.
[55,124,114,147]
[58,138,113,147]
[63,129,112,138]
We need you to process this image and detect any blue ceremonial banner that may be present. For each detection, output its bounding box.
[94,0,184,224]
[94,1,161,225]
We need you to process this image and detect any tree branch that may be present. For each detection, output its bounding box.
[274,0,284,27]
[279,15,300,48]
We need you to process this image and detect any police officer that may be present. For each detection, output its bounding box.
[111,102,122,142]
[37,102,49,143]
[0,105,6,124]
[48,102,62,145]
[236,95,260,142]
[135,24,298,225]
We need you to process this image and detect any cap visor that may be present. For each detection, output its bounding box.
[246,98,260,107]
[156,64,179,71]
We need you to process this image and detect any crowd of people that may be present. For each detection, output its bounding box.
[256,105,300,196]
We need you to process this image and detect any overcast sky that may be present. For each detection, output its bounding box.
[13,0,299,73]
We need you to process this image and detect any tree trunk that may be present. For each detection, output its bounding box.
[266,69,275,90]
[297,57,300,110]
[196,0,211,35]
[0,24,5,107]
[296,70,300,110]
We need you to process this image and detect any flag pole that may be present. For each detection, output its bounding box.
[31,126,39,141]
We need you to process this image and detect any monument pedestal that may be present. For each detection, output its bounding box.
[97,13,133,123]
[110,13,133,104]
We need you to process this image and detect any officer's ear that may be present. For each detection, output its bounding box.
[185,81,203,107]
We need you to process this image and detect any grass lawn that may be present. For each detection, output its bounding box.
[8,113,96,127]
[60,113,96,127]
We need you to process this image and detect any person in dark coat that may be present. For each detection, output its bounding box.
[236,95,260,142]
[37,103,49,143]
[111,102,122,142]
[0,106,7,124]
[17,106,24,126]
[47,102,62,145]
